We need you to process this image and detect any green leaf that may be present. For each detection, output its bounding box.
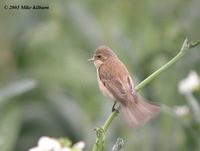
[0,79,37,103]
[55,137,72,148]
[0,102,22,151]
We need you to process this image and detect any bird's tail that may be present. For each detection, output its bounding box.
[121,96,160,128]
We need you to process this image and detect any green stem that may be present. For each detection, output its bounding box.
[136,39,188,92]
[92,38,200,151]
[103,105,121,132]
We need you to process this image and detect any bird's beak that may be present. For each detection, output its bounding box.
[88,57,95,61]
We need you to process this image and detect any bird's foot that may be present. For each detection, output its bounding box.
[112,102,119,115]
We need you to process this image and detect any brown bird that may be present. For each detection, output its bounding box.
[88,46,160,128]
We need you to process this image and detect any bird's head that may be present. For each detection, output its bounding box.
[88,46,117,68]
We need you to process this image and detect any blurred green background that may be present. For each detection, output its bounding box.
[0,0,200,151]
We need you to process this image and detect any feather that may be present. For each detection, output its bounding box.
[121,96,160,128]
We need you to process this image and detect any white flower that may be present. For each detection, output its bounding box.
[73,141,86,150]
[29,136,61,151]
[174,106,189,116]
[38,136,61,150]
[61,147,72,151]
[29,147,43,151]
[29,136,85,151]
[178,70,200,94]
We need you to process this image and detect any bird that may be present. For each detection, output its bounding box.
[88,46,160,128]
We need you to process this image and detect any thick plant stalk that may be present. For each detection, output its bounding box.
[92,39,200,151]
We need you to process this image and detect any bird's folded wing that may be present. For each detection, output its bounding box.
[102,78,127,104]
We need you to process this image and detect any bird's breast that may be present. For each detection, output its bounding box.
[97,69,117,101]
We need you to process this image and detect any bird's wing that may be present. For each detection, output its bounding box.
[98,64,128,104]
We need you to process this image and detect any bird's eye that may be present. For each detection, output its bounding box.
[97,55,102,58]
